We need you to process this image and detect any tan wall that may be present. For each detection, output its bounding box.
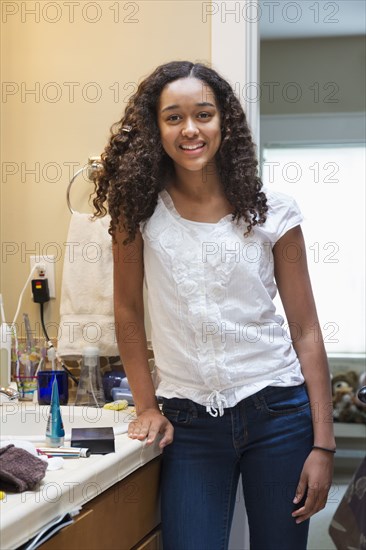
[260,36,365,114]
[0,1,211,341]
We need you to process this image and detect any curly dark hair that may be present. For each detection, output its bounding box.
[92,60,268,243]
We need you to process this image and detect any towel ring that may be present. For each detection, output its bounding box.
[66,156,103,214]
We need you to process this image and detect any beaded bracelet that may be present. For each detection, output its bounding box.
[312,445,336,454]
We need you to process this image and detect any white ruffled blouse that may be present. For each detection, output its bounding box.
[140,188,305,417]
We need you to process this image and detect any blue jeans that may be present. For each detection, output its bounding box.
[160,383,314,550]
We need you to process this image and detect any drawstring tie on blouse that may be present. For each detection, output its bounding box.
[206,390,228,417]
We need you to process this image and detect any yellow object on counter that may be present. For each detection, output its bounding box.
[0,491,6,501]
[103,400,128,411]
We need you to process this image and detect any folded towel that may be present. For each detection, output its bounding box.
[57,213,119,357]
[0,444,47,492]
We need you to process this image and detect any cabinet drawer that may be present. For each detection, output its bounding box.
[39,509,96,550]
[132,528,162,550]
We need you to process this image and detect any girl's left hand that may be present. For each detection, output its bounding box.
[291,449,334,524]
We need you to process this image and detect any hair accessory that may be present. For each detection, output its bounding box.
[312,445,336,454]
[122,125,132,133]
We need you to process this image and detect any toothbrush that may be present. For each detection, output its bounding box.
[0,294,6,324]
[23,313,37,376]
[23,313,34,349]
[36,447,90,458]
[34,347,47,376]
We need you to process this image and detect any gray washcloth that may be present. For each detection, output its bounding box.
[0,444,47,492]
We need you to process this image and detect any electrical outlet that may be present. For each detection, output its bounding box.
[30,255,56,298]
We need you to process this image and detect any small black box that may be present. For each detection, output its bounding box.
[71,427,115,454]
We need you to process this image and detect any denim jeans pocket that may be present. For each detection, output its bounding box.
[261,384,310,417]
[162,402,193,424]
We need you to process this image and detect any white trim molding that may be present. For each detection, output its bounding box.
[211,0,260,145]
[210,7,258,549]
[260,112,366,149]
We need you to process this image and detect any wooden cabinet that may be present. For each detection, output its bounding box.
[39,457,162,550]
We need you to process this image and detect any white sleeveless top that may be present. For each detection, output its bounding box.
[140,188,305,416]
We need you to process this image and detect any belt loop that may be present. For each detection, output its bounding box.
[251,390,263,410]
[188,399,198,418]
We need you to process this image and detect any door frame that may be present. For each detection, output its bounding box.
[211,1,260,145]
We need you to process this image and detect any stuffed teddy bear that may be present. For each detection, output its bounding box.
[332,371,366,424]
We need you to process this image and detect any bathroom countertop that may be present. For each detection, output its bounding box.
[0,429,162,549]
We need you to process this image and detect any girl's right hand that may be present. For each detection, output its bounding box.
[128,407,174,449]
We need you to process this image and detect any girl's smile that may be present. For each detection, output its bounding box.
[157,77,221,173]
[179,141,205,154]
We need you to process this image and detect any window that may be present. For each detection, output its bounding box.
[261,145,365,354]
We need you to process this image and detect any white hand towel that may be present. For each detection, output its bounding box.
[57,213,119,357]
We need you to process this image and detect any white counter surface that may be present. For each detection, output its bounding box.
[0,408,161,550]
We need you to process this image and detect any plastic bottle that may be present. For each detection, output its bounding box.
[74,346,106,407]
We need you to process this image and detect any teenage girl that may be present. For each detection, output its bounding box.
[93,61,335,550]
